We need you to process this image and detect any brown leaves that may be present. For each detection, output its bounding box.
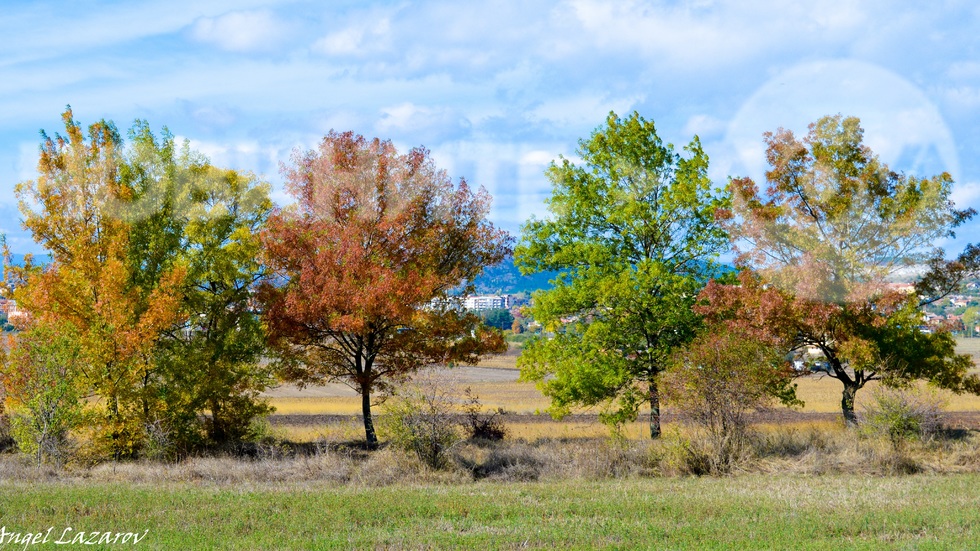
[261,130,511,387]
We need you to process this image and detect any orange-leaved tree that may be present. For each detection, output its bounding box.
[260,131,511,447]
[13,108,185,457]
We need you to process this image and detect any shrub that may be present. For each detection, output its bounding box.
[462,387,506,441]
[472,444,543,481]
[0,323,88,467]
[661,327,800,474]
[861,386,946,449]
[0,410,14,453]
[379,374,462,469]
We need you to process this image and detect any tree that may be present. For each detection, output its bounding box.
[122,123,275,449]
[13,108,275,456]
[481,308,514,331]
[964,307,980,337]
[711,114,979,425]
[514,111,730,438]
[260,131,510,447]
[14,108,185,457]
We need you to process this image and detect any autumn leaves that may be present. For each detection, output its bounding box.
[1,107,977,465]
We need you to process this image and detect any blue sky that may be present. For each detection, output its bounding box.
[2,1,979,257]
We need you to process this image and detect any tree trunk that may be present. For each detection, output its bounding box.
[841,383,859,427]
[361,384,378,449]
[209,399,226,444]
[649,379,661,439]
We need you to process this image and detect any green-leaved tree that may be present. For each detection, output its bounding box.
[515,111,730,438]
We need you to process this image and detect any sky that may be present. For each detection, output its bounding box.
[2,0,980,257]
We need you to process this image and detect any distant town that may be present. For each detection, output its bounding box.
[3,276,979,337]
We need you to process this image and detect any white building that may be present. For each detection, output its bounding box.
[463,295,510,310]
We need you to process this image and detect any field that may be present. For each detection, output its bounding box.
[1,475,980,548]
[262,338,980,441]
[3,340,980,548]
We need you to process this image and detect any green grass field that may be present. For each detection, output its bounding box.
[4,341,980,549]
[1,475,979,549]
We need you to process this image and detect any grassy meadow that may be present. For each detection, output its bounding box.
[1,475,980,549]
[3,340,980,548]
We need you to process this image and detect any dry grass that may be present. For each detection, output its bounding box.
[6,421,980,487]
[957,336,980,357]
[270,396,362,415]
[504,418,649,440]
[262,338,980,425]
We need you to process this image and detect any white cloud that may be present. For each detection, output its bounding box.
[374,102,472,144]
[951,181,980,211]
[0,0,271,65]
[726,59,959,182]
[562,0,907,70]
[519,150,555,167]
[530,93,643,127]
[682,115,726,139]
[566,0,765,68]
[180,136,289,176]
[942,86,980,111]
[190,10,287,52]
[947,61,980,81]
[17,142,39,184]
[312,18,391,56]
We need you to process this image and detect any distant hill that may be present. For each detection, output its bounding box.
[471,256,735,295]
[472,257,558,295]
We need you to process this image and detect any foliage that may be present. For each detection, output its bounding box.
[515,111,730,438]
[699,272,979,423]
[122,124,276,450]
[861,387,946,450]
[728,114,973,304]
[379,373,462,469]
[261,130,510,447]
[462,387,507,441]
[716,114,979,424]
[12,108,275,458]
[0,321,88,466]
[964,306,979,337]
[14,108,186,458]
[480,308,514,331]
[661,327,799,473]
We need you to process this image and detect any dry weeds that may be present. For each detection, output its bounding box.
[4,420,980,487]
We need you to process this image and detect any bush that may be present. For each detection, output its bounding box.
[462,387,506,441]
[0,322,87,467]
[861,386,946,449]
[379,374,462,469]
[661,327,799,474]
[0,411,14,453]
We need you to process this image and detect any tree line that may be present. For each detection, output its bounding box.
[1,107,978,464]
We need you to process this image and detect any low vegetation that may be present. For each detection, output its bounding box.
[3,436,980,548]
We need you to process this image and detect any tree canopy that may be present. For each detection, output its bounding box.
[8,107,274,457]
[707,114,979,424]
[260,131,511,447]
[515,111,730,438]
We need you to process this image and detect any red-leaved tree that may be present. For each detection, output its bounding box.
[260,131,511,447]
